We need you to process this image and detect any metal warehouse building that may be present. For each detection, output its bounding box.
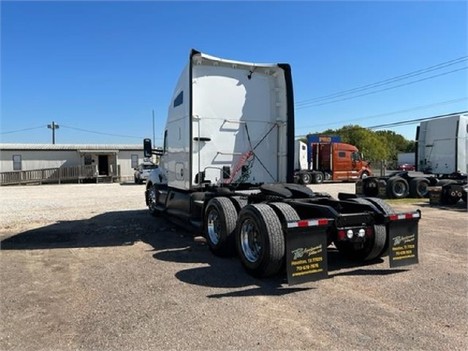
[0,143,148,185]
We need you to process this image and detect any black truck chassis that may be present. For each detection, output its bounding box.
[146,182,420,285]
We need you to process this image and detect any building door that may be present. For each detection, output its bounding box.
[98,155,109,175]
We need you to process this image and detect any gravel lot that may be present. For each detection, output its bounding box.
[0,183,467,351]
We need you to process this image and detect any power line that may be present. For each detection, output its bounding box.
[296,56,468,106]
[295,110,468,139]
[367,110,468,130]
[60,124,144,139]
[296,66,467,109]
[0,125,47,135]
[295,97,468,131]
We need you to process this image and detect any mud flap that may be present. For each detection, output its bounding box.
[387,211,421,268]
[355,180,363,195]
[377,180,387,198]
[285,219,332,285]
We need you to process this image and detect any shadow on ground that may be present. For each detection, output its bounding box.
[0,209,406,296]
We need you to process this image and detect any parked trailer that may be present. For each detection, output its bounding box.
[356,113,468,204]
[144,49,420,285]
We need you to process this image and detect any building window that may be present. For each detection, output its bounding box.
[84,155,93,165]
[131,154,139,168]
[13,155,22,171]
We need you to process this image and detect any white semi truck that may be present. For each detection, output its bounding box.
[144,49,420,284]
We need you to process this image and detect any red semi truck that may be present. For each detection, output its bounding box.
[294,135,372,184]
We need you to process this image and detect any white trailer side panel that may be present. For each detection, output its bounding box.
[418,114,468,174]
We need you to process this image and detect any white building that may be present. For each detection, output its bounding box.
[0,143,149,183]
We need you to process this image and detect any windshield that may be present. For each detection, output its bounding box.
[352,152,362,162]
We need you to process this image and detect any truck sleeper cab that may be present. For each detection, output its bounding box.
[145,50,420,284]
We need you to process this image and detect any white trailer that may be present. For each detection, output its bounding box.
[144,49,420,284]
[417,113,468,174]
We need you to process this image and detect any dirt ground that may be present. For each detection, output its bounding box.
[0,183,467,351]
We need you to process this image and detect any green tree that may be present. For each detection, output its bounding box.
[306,125,414,163]
[317,125,389,161]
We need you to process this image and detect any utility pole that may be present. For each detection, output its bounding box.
[152,110,156,163]
[152,109,156,143]
[47,121,59,144]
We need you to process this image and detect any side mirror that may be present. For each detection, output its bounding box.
[143,138,152,158]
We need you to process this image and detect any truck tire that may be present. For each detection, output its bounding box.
[146,185,160,217]
[386,176,409,199]
[366,225,387,261]
[230,196,248,213]
[360,171,370,179]
[336,198,388,261]
[236,204,285,278]
[300,172,312,185]
[204,197,238,257]
[269,202,300,223]
[409,178,430,198]
[313,172,324,184]
[363,197,395,257]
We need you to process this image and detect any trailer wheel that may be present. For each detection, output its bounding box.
[313,172,324,184]
[409,178,430,198]
[236,204,285,278]
[204,197,238,257]
[146,185,160,217]
[386,176,409,199]
[300,172,312,184]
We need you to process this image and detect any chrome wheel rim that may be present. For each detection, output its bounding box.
[207,209,220,245]
[148,187,157,211]
[240,219,262,263]
[395,182,407,196]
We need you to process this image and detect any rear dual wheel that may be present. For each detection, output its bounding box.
[409,178,430,198]
[236,204,293,278]
[386,176,409,199]
[300,172,312,185]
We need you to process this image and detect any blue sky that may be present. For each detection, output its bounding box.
[1,0,467,146]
